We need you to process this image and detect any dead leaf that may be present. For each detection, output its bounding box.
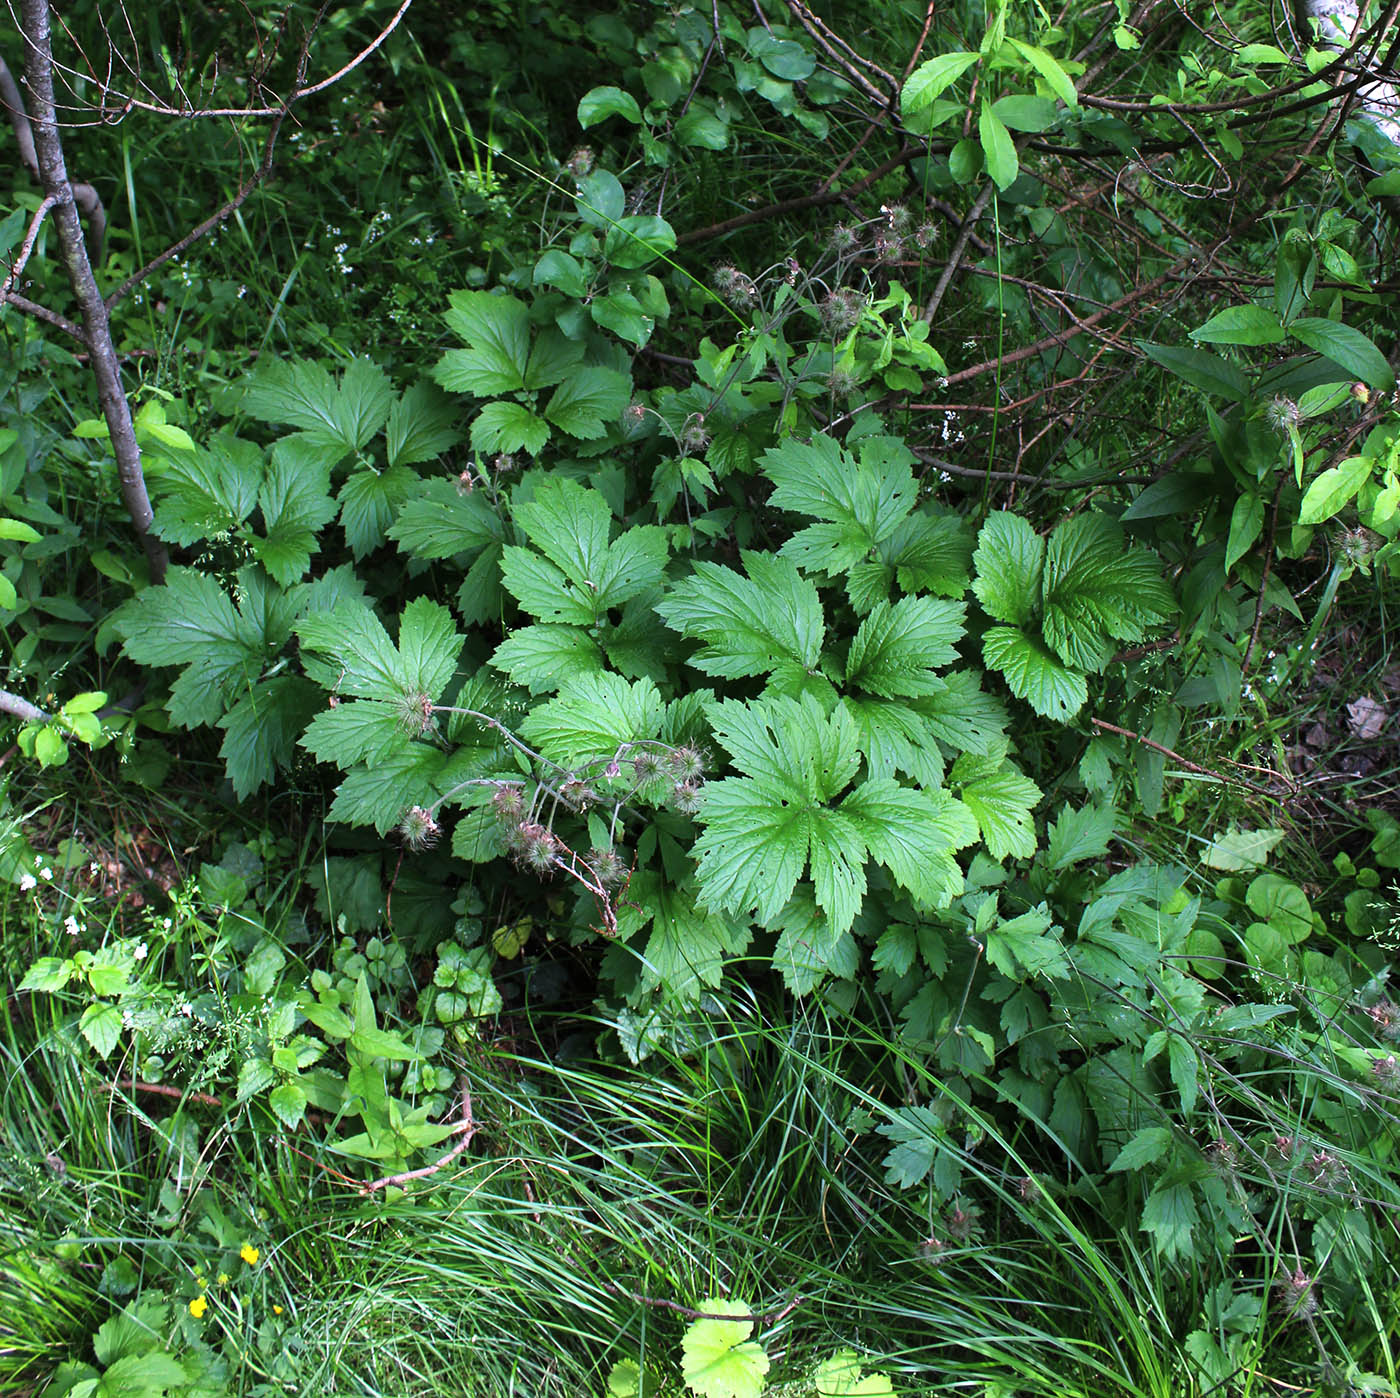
[1346,695,1388,740]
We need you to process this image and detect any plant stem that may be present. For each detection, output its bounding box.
[18,0,167,583]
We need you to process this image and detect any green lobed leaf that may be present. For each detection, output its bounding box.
[845,595,966,696]
[388,477,502,561]
[981,625,1087,720]
[521,672,665,764]
[656,552,824,682]
[386,380,462,467]
[254,437,337,584]
[972,512,1044,627]
[680,1301,770,1398]
[471,401,551,456]
[435,291,532,395]
[955,759,1041,860]
[543,366,632,440]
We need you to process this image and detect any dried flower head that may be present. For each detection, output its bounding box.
[1016,1175,1041,1204]
[944,1200,981,1242]
[828,223,860,255]
[455,468,475,495]
[493,453,520,477]
[667,745,706,781]
[560,778,597,811]
[712,263,758,310]
[587,846,628,887]
[632,749,667,786]
[398,805,441,852]
[1367,1000,1400,1040]
[624,401,648,425]
[820,287,866,337]
[670,780,704,816]
[1335,523,1382,569]
[1273,1268,1318,1323]
[396,690,436,736]
[873,232,904,264]
[1264,395,1300,433]
[679,412,710,455]
[1372,1053,1399,1085]
[566,146,595,178]
[827,368,859,399]
[913,221,937,250]
[491,783,528,827]
[513,822,560,874]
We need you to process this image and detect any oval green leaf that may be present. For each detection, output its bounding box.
[1289,317,1395,389]
[902,51,979,116]
[1298,455,1372,525]
[1189,304,1285,346]
[578,86,643,128]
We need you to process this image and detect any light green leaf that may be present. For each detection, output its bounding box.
[1202,826,1283,871]
[386,380,462,467]
[1108,1125,1173,1171]
[972,511,1044,627]
[543,366,632,440]
[978,100,1018,189]
[80,1002,123,1058]
[521,672,665,764]
[1006,36,1078,106]
[1289,317,1395,389]
[388,478,502,560]
[491,624,605,693]
[435,291,531,395]
[1189,304,1285,346]
[901,51,979,115]
[471,402,551,456]
[1298,455,1371,525]
[956,760,1041,860]
[680,1301,770,1398]
[1045,802,1115,868]
[845,595,965,696]
[981,626,1087,720]
[657,552,825,682]
[578,85,644,126]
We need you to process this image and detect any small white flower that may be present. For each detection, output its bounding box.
[178,1002,193,1017]
[40,867,52,881]
[19,873,36,891]
[162,918,173,931]
[133,943,148,961]
[63,915,80,937]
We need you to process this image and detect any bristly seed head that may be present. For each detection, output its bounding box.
[666,745,706,781]
[1264,395,1300,433]
[1273,1269,1317,1323]
[670,780,703,816]
[397,690,436,736]
[398,805,441,851]
[820,287,866,337]
[712,263,758,309]
[491,783,527,826]
[566,146,595,178]
[632,750,667,785]
[587,846,628,887]
[679,412,710,455]
[513,822,559,874]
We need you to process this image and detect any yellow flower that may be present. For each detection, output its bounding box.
[272,1304,283,1315]
[216,1272,231,1286]
[189,1295,208,1319]
[239,1243,260,1266]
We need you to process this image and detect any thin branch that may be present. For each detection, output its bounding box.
[1088,716,1290,797]
[107,1078,224,1109]
[921,180,997,324]
[18,0,167,582]
[1242,478,1285,676]
[0,191,58,296]
[85,0,413,120]
[359,1081,477,1195]
[0,688,46,722]
[602,1283,803,1328]
[676,145,916,245]
[106,90,294,309]
[0,290,84,339]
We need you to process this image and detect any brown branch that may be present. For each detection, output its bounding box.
[0,688,46,722]
[18,0,167,582]
[106,88,295,310]
[0,191,58,295]
[602,1283,803,1329]
[1088,717,1289,797]
[108,1077,224,1109]
[0,288,82,339]
[677,145,916,245]
[921,181,998,324]
[359,1082,477,1195]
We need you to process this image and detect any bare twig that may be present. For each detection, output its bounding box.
[359,1080,477,1195]
[0,688,46,722]
[602,1283,803,1328]
[1088,716,1290,797]
[18,0,167,582]
[107,1078,224,1109]
[921,180,997,324]
[0,191,58,295]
